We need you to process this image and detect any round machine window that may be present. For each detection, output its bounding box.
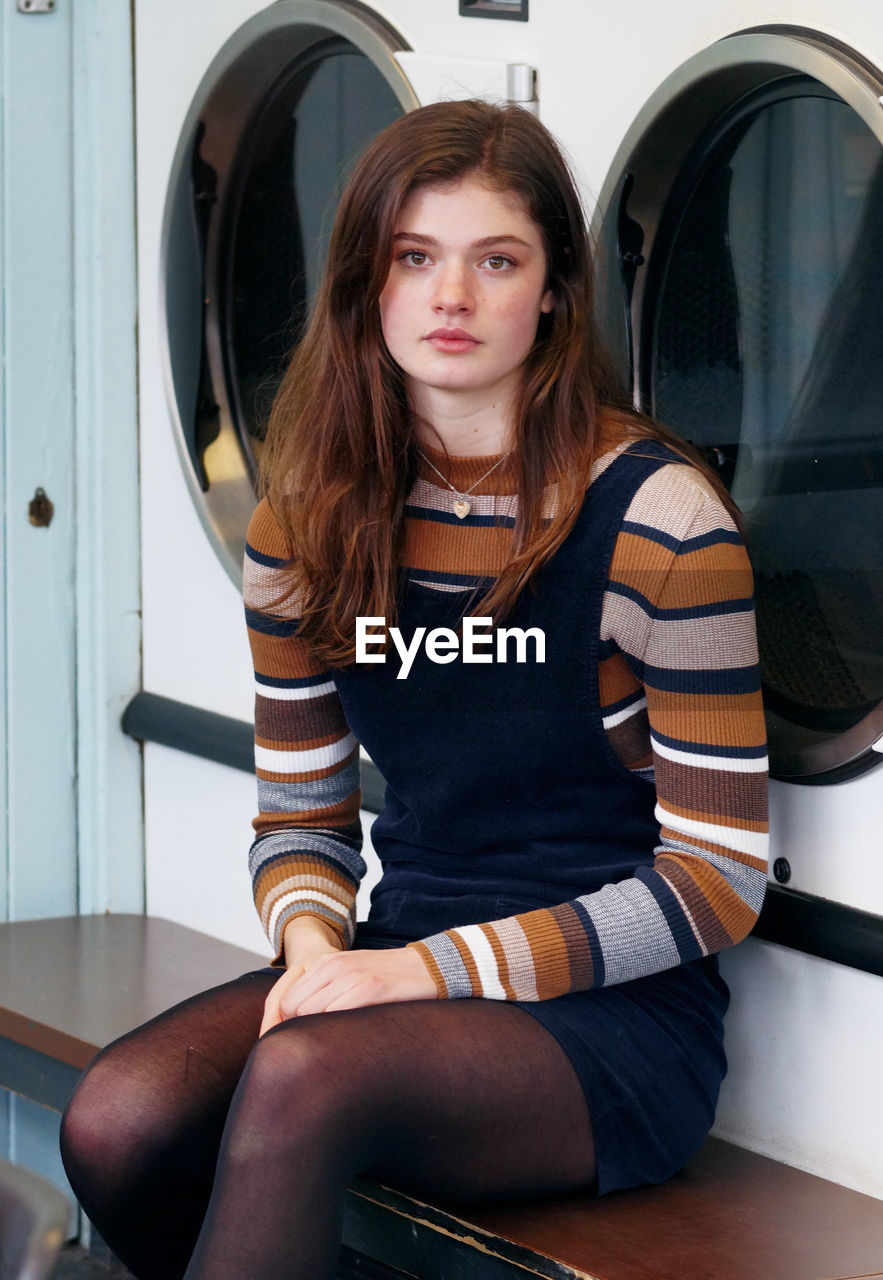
[224,45,403,475]
[595,31,883,781]
[162,2,416,581]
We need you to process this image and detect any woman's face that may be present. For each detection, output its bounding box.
[378,176,554,416]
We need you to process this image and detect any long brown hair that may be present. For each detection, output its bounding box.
[261,99,734,665]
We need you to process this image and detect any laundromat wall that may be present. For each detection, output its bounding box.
[136,0,883,1196]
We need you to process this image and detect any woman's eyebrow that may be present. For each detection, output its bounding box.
[392,231,533,249]
[472,234,533,249]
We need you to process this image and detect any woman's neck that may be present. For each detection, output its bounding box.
[409,386,515,457]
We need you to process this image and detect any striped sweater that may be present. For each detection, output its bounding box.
[245,440,769,1000]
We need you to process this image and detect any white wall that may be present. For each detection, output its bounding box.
[717,939,883,1197]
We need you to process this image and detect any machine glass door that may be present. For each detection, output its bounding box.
[595,30,883,783]
[162,1,417,581]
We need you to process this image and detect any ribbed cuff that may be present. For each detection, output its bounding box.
[409,933,480,999]
[407,940,455,998]
[270,905,353,964]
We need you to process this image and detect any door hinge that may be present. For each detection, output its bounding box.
[18,0,56,12]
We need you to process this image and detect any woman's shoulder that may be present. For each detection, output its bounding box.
[595,412,741,546]
[243,498,299,613]
[246,496,292,561]
[625,455,740,547]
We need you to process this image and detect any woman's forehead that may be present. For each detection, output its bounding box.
[394,176,537,234]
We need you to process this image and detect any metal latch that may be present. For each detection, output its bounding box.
[28,487,54,527]
[18,0,56,12]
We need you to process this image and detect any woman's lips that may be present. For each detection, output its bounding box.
[424,328,481,353]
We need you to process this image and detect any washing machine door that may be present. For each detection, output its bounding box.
[161,1,417,583]
[594,29,883,783]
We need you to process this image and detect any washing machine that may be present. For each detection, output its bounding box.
[135,0,883,1195]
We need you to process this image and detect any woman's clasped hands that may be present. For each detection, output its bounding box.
[259,915,438,1035]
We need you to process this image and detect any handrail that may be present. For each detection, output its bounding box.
[122,691,883,979]
[121,692,387,809]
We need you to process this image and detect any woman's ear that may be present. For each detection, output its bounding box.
[540,288,555,314]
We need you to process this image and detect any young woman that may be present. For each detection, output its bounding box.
[60,100,768,1280]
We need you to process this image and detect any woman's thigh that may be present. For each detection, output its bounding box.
[235,996,597,1201]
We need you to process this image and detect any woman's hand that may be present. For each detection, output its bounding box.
[279,945,438,1018]
[260,920,437,1034]
[260,916,343,1036]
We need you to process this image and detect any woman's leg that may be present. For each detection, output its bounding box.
[60,970,277,1279]
[184,999,596,1280]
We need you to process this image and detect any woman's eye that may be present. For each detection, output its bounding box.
[402,250,428,266]
[483,254,513,271]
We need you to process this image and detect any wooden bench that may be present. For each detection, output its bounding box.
[1,914,882,1280]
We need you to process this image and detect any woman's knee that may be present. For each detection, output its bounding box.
[61,1033,211,1192]
[224,1017,369,1166]
[238,1018,346,1115]
[63,1041,171,1168]
[60,1055,144,1195]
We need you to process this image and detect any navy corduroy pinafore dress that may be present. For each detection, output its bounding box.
[333,443,730,1193]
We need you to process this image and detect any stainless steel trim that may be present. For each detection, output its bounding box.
[769,703,883,781]
[160,1,418,585]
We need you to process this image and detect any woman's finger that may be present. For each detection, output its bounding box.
[277,954,345,1018]
[260,964,307,1035]
[259,1002,281,1037]
[290,974,365,1017]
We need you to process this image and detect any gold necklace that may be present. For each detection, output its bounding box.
[416,448,511,519]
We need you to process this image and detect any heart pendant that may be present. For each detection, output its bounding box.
[452,499,470,519]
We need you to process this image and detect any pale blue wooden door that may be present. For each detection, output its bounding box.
[1,0,142,925]
[0,0,79,1215]
[0,1,78,919]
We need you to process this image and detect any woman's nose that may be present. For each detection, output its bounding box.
[432,261,474,313]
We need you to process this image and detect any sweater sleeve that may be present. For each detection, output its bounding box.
[244,499,366,960]
[409,463,769,1000]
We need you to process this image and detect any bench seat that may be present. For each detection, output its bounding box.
[1,915,881,1280]
[343,1142,883,1280]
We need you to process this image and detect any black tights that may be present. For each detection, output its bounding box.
[60,971,596,1280]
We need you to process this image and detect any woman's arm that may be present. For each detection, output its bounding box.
[409,463,769,1000]
[245,499,368,961]
[246,498,439,1022]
